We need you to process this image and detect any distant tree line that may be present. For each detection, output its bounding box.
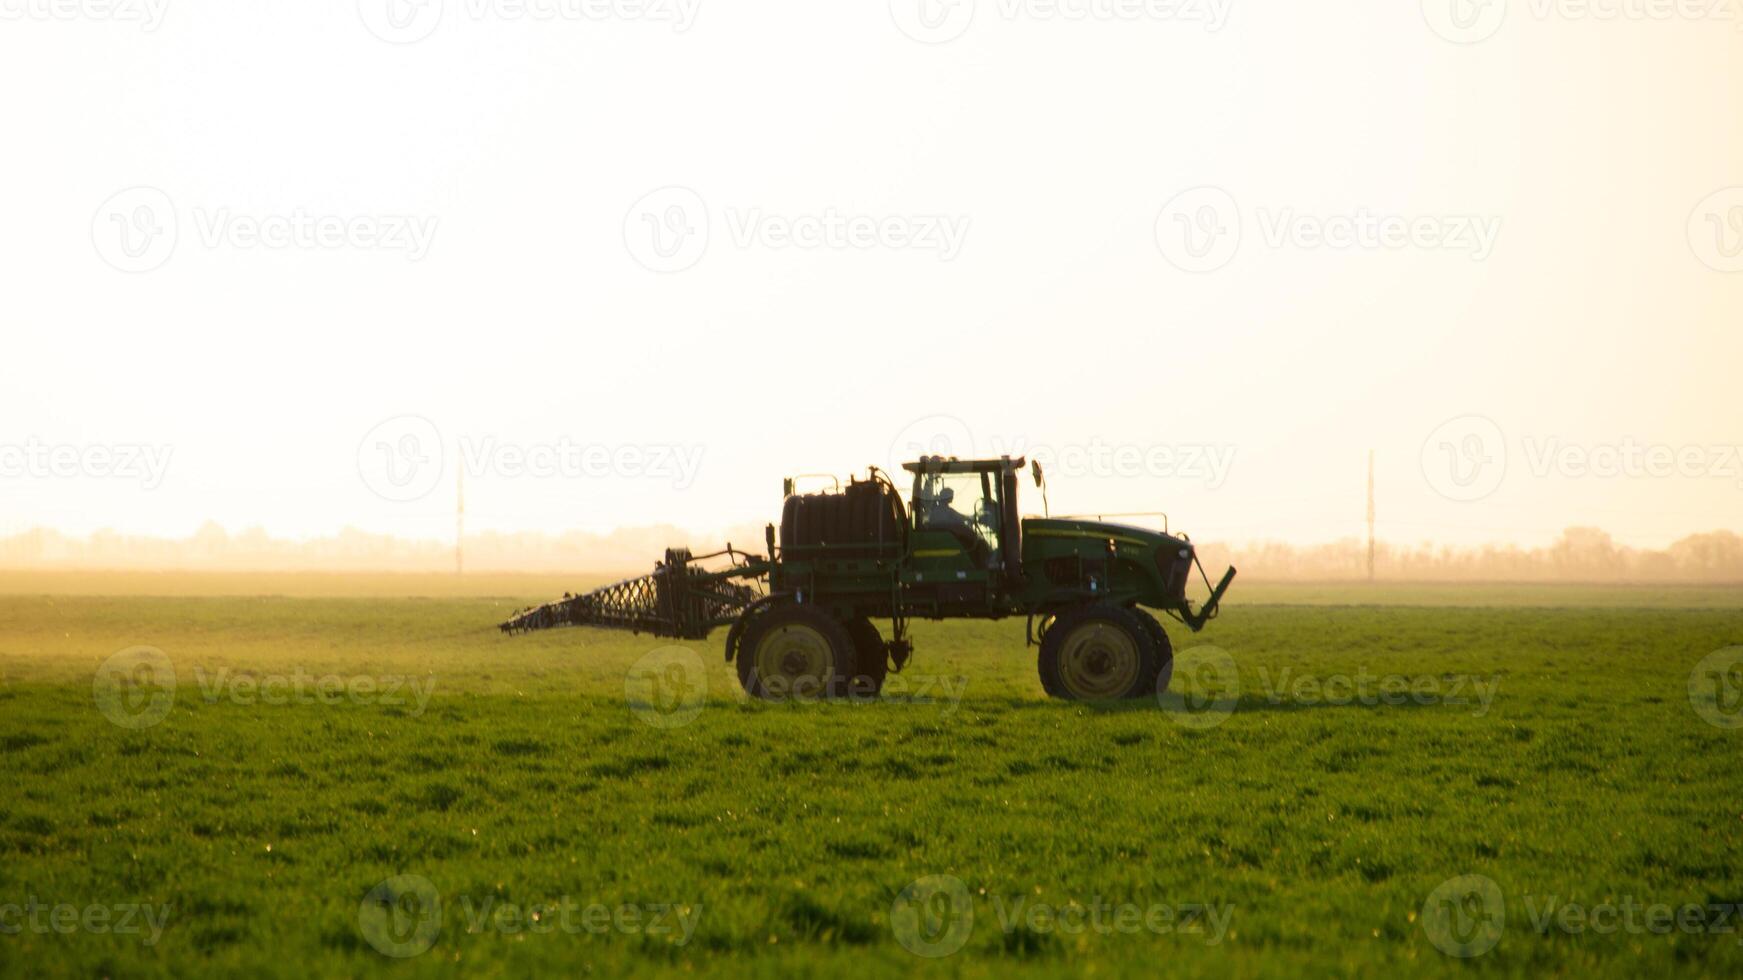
[2,524,1739,582]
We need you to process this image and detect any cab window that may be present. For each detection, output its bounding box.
[913,471,1003,565]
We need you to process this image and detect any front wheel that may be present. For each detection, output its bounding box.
[1131,607,1175,697]
[1037,605,1163,701]
[844,617,889,698]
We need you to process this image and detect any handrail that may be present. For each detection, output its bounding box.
[1049,511,1169,534]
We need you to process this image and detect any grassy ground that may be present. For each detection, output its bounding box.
[0,579,1739,977]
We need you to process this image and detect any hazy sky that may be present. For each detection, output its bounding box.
[3,0,1739,549]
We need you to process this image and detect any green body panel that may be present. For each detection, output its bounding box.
[771,515,1211,627]
[1015,517,1195,612]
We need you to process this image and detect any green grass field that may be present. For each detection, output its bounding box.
[1,576,1740,977]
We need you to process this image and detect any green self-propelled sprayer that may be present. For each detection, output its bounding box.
[500,456,1236,701]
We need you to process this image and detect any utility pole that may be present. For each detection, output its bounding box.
[456,468,465,576]
[1366,450,1375,584]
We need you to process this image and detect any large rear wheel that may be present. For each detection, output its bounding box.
[1037,605,1162,701]
[737,605,856,701]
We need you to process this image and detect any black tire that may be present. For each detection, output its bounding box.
[736,604,856,701]
[844,617,889,698]
[1037,605,1162,701]
[1131,607,1175,698]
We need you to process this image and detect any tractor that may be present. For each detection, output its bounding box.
[501,456,1236,701]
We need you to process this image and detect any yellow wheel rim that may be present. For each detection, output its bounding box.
[753,623,835,698]
[1058,621,1140,700]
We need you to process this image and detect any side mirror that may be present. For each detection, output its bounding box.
[1030,460,1045,487]
[1030,460,1050,517]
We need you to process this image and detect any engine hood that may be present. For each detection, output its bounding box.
[1021,517,1190,554]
